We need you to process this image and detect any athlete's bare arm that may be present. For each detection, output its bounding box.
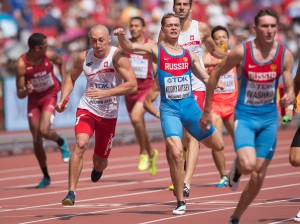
[114,28,158,59]
[199,22,226,59]
[144,82,160,118]
[56,51,85,112]
[190,52,210,84]
[15,58,33,99]
[85,50,137,99]
[200,44,244,131]
[46,50,67,84]
[280,49,295,107]
[294,61,300,96]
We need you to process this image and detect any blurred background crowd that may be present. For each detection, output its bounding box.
[0,0,299,76]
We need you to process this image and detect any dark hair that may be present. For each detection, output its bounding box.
[173,0,193,7]
[254,8,279,26]
[130,16,145,27]
[161,13,180,27]
[211,25,229,39]
[28,33,47,49]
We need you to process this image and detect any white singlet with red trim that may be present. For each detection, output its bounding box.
[78,46,123,118]
[178,20,205,91]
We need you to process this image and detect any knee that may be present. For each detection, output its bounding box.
[239,159,255,175]
[75,139,88,156]
[167,147,183,163]
[39,128,50,139]
[290,157,300,167]
[289,150,300,167]
[130,115,143,127]
[250,170,265,185]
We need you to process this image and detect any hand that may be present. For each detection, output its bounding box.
[280,93,295,109]
[55,99,68,113]
[113,28,126,37]
[199,110,213,133]
[85,87,106,99]
[216,80,224,90]
[26,81,34,94]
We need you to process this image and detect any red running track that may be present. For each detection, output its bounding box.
[0,126,299,224]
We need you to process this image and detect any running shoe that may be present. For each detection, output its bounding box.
[36,177,50,188]
[169,184,174,191]
[183,183,190,197]
[228,216,240,224]
[228,157,241,191]
[172,201,186,215]
[294,210,300,222]
[91,168,103,182]
[149,149,158,175]
[62,191,75,206]
[216,176,229,188]
[59,137,71,163]
[138,154,149,171]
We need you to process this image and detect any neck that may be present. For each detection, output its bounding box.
[164,41,181,50]
[180,18,191,32]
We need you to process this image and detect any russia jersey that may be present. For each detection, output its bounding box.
[78,46,123,119]
[178,20,205,91]
[157,44,193,102]
[20,54,60,100]
[237,41,285,114]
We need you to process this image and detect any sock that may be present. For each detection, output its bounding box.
[221,175,227,179]
[56,136,65,147]
[41,167,50,179]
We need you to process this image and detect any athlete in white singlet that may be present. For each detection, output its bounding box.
[56,24,137,206]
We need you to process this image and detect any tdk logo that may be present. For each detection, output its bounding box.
[167,76,189,83]
[86,62,93,66]
[94,83,109,89]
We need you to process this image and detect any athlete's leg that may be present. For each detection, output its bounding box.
[232,156,271,219]
[211,113,227,178]
[68,133,90,190]
[290,127,300,167]
[39,110,60,140]
[166,136,185,203]
[183,130,199,186]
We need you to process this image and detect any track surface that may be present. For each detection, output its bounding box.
[0,126,299,224]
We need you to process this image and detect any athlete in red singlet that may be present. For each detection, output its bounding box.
[16,33,70,188]
[122,17,158,175]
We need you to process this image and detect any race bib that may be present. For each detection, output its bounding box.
[244,80,275,105]
[31,73,54,92]
[214,73,235,94]
[129,55,148,79]
[164,75,191,99]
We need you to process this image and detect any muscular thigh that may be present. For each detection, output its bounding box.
[94,117,117,158]
[234,115,277,160]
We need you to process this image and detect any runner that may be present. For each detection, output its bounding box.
[56,24,137,206]
[122,16,158,175]
[202,25,237,187]
[16,32,70,188]
[114,13,224,215]
[200,8,295,223]
[158,0,227,194]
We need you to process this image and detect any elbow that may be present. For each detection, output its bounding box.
[129,82,137,94]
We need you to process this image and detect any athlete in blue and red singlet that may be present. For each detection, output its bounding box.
[200,8,295,224]
[114,13,224,215]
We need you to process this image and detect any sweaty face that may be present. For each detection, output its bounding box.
[129,19,144,39]
[212,30,229,49]
[162,17,181,40]
[254,15,278,43]
[173,0,191,20]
